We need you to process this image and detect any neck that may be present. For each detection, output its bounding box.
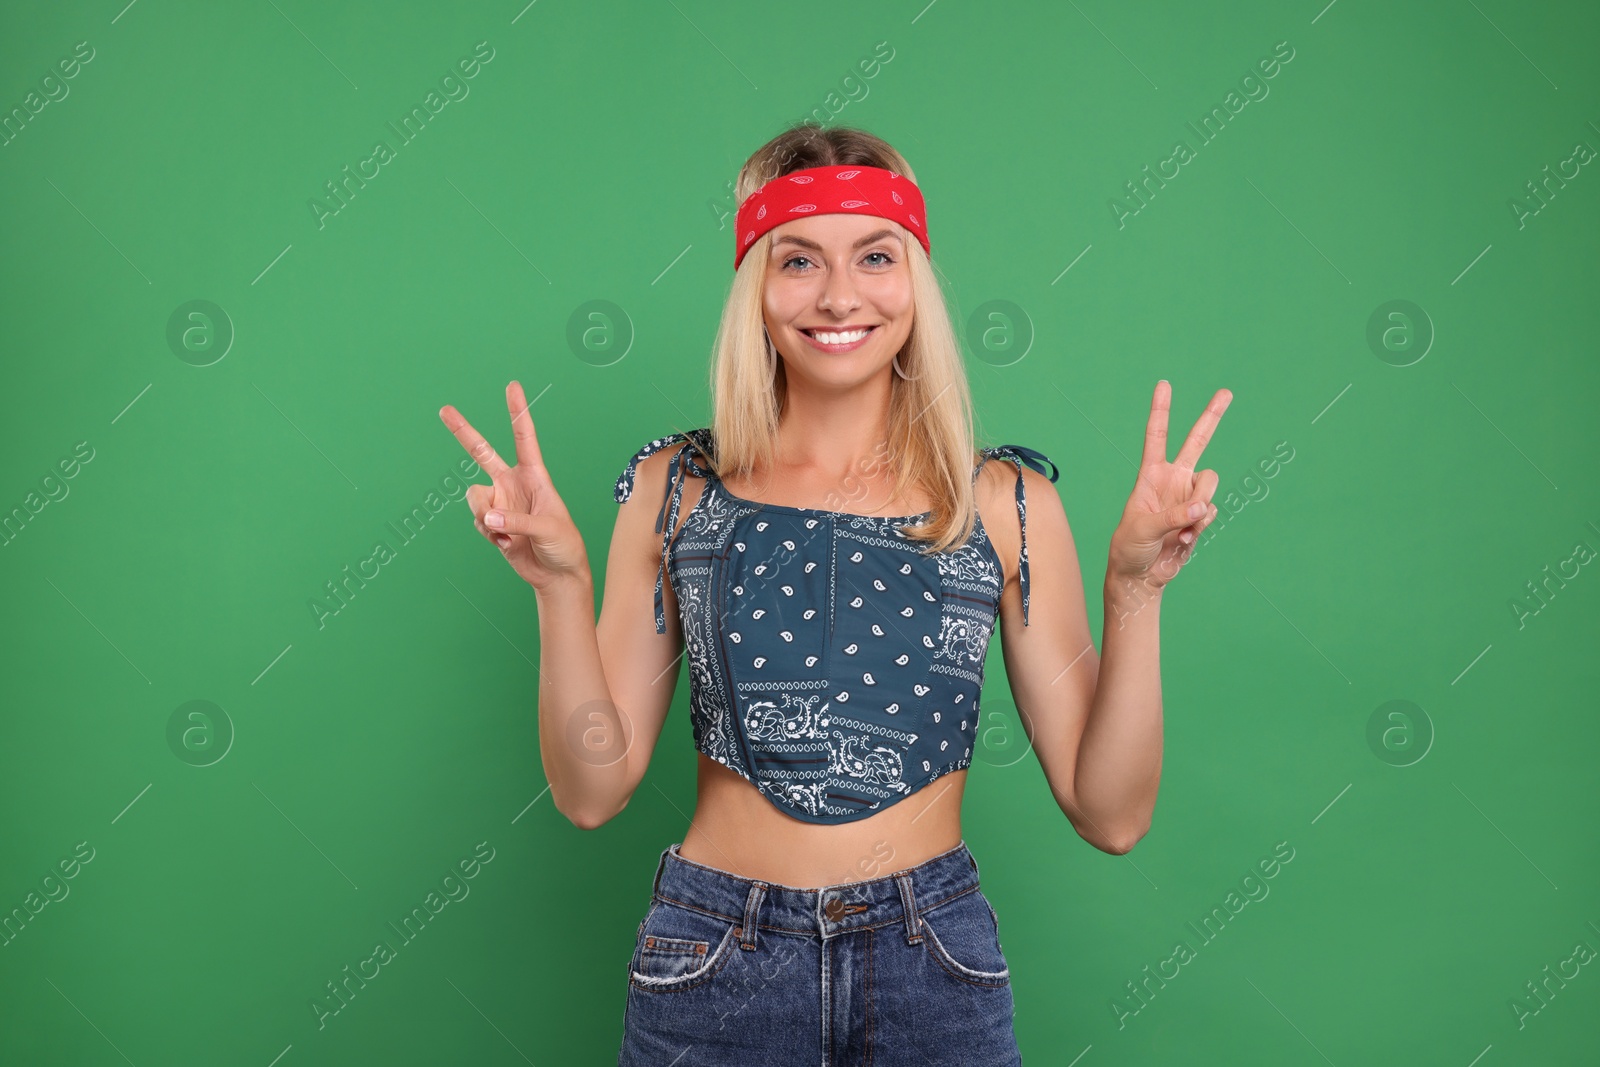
[773,367,897,478]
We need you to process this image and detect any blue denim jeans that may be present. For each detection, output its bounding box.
[617,838,1022,1065]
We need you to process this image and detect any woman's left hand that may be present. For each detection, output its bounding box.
[1106,380,1233,592]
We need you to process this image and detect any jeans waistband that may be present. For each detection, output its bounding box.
[650,838,983,942]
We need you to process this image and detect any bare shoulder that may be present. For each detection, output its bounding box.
[973,454,1068,591]
[973,456,1019,588]
[617,444,710,562]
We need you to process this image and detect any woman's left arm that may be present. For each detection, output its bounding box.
[999,381,1231,854]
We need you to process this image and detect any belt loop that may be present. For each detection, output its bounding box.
[895,872,922,944]
[740,881,767,951]
[652,845,672,896]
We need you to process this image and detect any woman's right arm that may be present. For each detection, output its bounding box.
[534,446,686,829]
[440,385,686,830]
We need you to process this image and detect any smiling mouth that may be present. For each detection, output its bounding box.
[800,325,877,345]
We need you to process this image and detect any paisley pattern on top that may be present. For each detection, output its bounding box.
[613,428,1059,824]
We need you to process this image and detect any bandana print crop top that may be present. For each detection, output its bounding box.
[613,428,1059,824]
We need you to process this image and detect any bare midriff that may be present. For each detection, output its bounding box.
[677,753,967,888]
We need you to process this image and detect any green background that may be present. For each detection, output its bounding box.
[3,0,1597,1063]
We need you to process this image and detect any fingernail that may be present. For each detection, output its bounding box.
[486,511,504,528]
[1189,501,1204,519]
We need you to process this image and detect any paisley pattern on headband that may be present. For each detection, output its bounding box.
[733,164,931,269]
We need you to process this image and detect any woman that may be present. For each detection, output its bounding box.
[439,122,1230,1065]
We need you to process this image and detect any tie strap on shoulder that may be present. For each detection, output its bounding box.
[975,444,1060,627]
[614,429,715,634]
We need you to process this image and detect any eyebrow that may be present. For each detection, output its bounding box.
[771,228,903,253]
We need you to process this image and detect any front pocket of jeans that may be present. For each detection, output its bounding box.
[919,889,1011,987]
[629,901,741,992]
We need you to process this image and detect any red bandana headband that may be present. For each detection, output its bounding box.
[733,164,930,269]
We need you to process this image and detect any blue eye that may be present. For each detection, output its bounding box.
[782,251,894,271]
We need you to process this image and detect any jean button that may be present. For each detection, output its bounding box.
[823,896,845,922]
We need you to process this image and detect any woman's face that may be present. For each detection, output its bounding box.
[762,213,915,387]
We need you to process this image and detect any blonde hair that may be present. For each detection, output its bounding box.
[699,121,982,555]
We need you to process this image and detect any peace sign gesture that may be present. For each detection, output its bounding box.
[438,381,590,591]
[1107,381,1233,591]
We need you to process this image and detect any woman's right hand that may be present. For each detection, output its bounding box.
[439,381,590,591]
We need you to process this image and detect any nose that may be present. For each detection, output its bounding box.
[819,267,862,315]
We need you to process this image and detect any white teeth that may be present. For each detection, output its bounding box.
[809,327,871,345]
